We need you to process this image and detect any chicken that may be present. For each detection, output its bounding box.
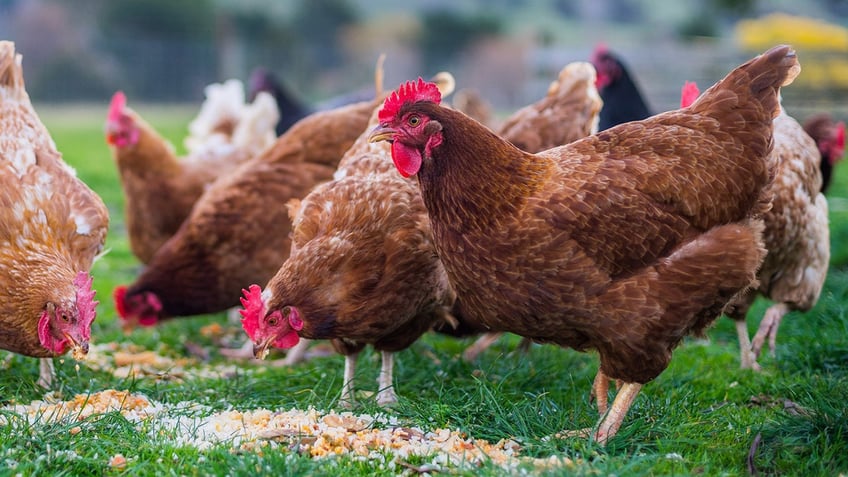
[444,61,603,361]
[674,82,832,370]
[105,82,279,264]
[802,113,845,193]
[113,59,387,331]
[368,45,799,443]
[0,41,108,387]
[237,73,458,406]
[590,44,652,131]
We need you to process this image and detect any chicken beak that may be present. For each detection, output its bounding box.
[253,336,274,360]
[368,125,395,144]
[64,333,89,361]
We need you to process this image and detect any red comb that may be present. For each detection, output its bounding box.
[239,284,266,341]
[113,285,129,319]
[108,91,126,122]
[378,77,442,123]
[680,81,700,108]
[837,122,845,150]
[74,271,97,341]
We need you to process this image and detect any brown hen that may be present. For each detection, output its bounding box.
[238,76,457,406]
[728,109,833,370]
[369,45,799,443]
[0,41,108,387]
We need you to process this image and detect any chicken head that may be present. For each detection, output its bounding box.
[105,91,140,148]
[36,271,97,360]
[240,284,303,359]
[113,285,163,331]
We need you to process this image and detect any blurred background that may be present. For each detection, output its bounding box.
[1,0,846,116]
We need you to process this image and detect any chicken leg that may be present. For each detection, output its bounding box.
[751,303,789,359]
[376,351,398,406]
[37,358,54,389]
[735,320,762,371]
[340,351,359,408]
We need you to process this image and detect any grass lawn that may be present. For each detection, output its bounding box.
[0,103,846,476]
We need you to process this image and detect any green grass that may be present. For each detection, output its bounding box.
[1,104,847,476]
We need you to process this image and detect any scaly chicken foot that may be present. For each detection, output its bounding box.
[751,303,789,359]
[37,358,55,389]
[376,351,398,406]
[594,382,642,445]
[735,320,762,371]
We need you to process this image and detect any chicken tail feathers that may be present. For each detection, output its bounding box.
[0,41,26,98]
[691,45,799,122]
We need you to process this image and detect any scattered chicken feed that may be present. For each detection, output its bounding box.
[0,390,574,473]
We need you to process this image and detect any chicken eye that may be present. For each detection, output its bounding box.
[267,315,279,326]
[407,115,421,127]
[61,313,70,323]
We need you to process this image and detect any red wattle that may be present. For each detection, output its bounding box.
[391,141,422,178]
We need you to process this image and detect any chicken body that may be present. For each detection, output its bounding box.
[726,108,830,370]
[114,99,377,327]
[0,41,108,385]
[105,84,279,264]
[438,62,603,360]
[371,45,800,443]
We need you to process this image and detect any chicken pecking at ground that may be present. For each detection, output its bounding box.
[0,41,108,387]
[680,84,833,371]
[368,45,799,444]
[113,59,387,334]
[105,82,279,264]
[590,44,652,131]
[237,74,459,406]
